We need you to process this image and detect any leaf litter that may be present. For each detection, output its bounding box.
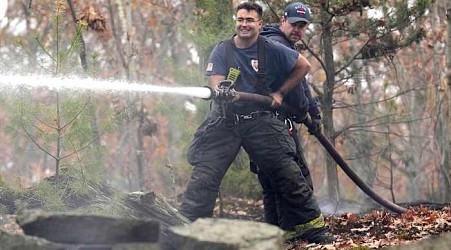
[212,197,450,250]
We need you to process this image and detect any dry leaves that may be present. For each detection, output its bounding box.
[77,5,107,32]
[213,198,451,250]
[291,205,451,249]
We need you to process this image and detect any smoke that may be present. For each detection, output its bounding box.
[318,198,377,215]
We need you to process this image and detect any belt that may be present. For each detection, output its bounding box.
[228,111,272,124]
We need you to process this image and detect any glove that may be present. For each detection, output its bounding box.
[291,113,308,124]
[308,114,322,135]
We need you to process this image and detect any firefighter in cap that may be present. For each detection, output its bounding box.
[252,1,332,243]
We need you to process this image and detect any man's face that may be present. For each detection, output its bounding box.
[235,9,262,40]
[280,17,308,43]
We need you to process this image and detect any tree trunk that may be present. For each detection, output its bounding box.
[110,0,146,191]
[66,0,88,71]
[320,9,339,201]
[353,64,378,205]
[444,5,451,201]
[137,100,146,191]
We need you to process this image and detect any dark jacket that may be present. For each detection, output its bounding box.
[261,24,320,118]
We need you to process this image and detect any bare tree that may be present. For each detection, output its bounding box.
[444,4,451,201]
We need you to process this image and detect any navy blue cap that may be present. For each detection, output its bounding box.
[284,2,311,24]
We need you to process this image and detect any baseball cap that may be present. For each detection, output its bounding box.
[284,2,311,24]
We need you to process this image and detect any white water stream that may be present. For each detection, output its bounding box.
[0,73,212,99]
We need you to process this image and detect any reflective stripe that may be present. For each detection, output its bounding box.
[285,214,325,239]
[284,118,294,134]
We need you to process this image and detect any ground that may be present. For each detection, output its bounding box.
[1,197,450,249]
[212,197,451,250]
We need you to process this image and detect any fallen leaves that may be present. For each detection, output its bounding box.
[295,205,451,249]
[213,197,451,250]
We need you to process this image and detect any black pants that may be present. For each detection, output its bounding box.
[255,121,316,226]
[179,110,321,230]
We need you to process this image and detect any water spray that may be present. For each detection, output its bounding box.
[0,73,213,99]
[0,74,269,104]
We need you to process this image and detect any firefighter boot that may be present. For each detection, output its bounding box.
[286,226,335,244]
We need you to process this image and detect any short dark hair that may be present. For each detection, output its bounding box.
[236,2,263,18]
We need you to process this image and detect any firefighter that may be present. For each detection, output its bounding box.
[179,1,332,244]
[254,0,325,228]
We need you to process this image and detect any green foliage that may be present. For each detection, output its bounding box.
[0,180,21,213]
[0,204,7,214]
[7,91,105,165]
[262,0,285,23]
[15,0,85,75]
[67,161,107,195]
[75,192,126,217]
[5,0,116,185]
[9,165,109,213]
[148,60,212,195]
[32,181,67,211]
[221,150,262,200]
[182,0,235,66]
[412,0,431,16]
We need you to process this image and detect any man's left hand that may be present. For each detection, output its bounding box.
[308,115,322,135]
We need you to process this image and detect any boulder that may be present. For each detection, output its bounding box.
[17,210,159,245]
[383,232,451,250]
[165,218,284,250]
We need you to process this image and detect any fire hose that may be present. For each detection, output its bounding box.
[201,82,407,214]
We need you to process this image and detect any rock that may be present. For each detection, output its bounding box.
[165,218,284,250]
[112,242,161,250]
[17,210,159,245]
[125,191,190,235]
[383,232,451,250]
[0,229,66,250]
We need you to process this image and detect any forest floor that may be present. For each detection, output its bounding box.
[212,197,451,250]
[0,197,450,250]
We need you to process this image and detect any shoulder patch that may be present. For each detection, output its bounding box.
[206,63,213,72]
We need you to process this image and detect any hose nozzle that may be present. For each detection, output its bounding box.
[202,80,236,102]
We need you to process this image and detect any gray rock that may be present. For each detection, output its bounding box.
[17,210,159,245]
[112,242,160,250]
[165,218,284,250]
[0,229,66,250]
[383,232,451,250]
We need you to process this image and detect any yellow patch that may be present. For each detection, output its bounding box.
[227,68,241,82]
